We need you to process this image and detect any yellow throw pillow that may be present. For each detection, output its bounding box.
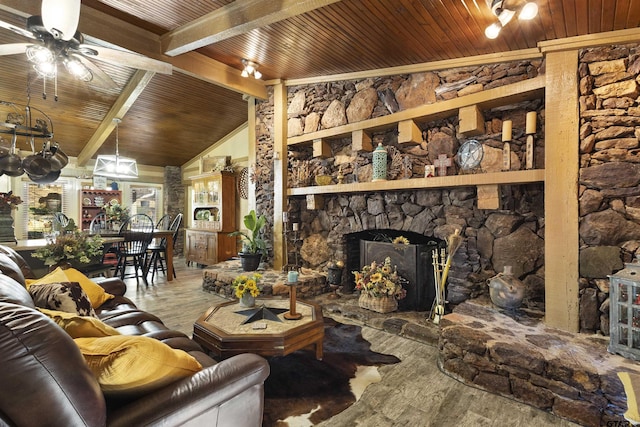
[27,267,114,309]
[75,335,203,396]
[38,308,120,338]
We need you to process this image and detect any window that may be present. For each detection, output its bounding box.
[125,184,162,224]
[20,180,74,239]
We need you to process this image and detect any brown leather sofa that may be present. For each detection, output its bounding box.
[0,245,270,426]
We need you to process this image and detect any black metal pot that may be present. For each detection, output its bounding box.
[239,252,262,271]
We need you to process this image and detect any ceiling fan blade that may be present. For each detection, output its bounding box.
[72,54,119,90]
[0,43,30,56]
[0,19,37,40]
[82,44,172,75]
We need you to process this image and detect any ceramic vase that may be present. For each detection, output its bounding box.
[372,143,387,182]
[239,293,256,308]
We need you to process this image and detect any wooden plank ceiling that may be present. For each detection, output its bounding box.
[0,0,638,168]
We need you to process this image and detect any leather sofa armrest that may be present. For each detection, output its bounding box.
[108,353,270,427]
[92,277,126,296]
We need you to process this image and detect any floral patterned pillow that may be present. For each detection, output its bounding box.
[28,282,97,317]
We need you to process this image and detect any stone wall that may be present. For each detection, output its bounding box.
[578,44,640,334]
[261,60,548,312]
[164,165,184,255]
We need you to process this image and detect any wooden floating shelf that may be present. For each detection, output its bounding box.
[287,169,545,196]
[287,76,546,146]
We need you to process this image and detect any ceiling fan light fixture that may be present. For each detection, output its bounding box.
[241,69,249,78]
[253,70,262,80]
[41,0,80,41]
[33,61,57,78]
[26,45,54,64]
[93,118,138,179]
[63,57,92,82]
[519,2,539,20]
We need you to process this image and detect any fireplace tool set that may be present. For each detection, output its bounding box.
[429,229,462,324]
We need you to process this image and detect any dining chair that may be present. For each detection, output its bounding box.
[89,212,108,234]
[114,213,154,287]
[52,212,69,232]
[147,213,182,282]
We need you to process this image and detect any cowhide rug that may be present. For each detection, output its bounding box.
[263,317,400,427]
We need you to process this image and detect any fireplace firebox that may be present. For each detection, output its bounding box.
[346,230,444,312]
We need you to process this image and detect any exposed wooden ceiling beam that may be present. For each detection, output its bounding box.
[168,52,267,100]
[0,1,265,98]
[161,0,343,56]
[76,70,156,166]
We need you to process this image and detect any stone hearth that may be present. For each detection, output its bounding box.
[202,259,330,299]
[439,298,636,427]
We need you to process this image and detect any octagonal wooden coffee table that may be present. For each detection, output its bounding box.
[193,298,324,360]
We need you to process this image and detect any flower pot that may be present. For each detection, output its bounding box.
[239,293,256,308]
[358,293,398,313]
[239,252,262,271]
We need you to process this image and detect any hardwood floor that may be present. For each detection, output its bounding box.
[123,258,578,427]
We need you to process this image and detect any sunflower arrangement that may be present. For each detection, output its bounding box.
[353,257,407,299]
[232,273,263,298]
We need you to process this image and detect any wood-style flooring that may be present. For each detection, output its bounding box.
[123,258,578,427]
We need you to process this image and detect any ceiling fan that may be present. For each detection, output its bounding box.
[0,0,171,90]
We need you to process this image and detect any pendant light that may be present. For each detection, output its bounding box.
[93,118,138,179]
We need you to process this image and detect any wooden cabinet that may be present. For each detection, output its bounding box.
[185,229,237,266]
[186,171,237,266]
[79,189,121,231]
[190,171,235,232]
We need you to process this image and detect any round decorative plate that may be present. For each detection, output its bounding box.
[238,167,249,200]
[109,198,119,206]
[456,139,484,170]
[82,197,91,206]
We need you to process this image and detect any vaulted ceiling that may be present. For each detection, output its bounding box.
[0,0,638,170]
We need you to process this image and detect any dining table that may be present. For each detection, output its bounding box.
[94,229,176,282]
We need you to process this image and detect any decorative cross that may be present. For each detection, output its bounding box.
[434,154,451,176]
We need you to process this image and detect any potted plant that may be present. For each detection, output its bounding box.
[229,209,267,271]
[232,272,263,307]
[32,230,105,269]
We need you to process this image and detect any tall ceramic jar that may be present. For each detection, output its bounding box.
[372,143,387,182]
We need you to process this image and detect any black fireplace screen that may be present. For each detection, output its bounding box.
[346,230,445,311]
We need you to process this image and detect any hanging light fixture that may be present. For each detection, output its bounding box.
[484,0,538,39]
[93,118,138,179]
[241,59,262,79]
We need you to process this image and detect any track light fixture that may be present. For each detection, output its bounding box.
[241,59,262,80]
[484,0,538,39]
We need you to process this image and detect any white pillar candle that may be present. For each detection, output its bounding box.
[292,223,299,231]
[282,211,289,223]
[502,120,512,142]
[526,111,537,134]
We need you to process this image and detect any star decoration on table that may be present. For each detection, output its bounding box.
[235,304,289,324]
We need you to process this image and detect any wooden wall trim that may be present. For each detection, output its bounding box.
[544,50,580,332]
[272,83,287,270]
[282,48,542,86]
